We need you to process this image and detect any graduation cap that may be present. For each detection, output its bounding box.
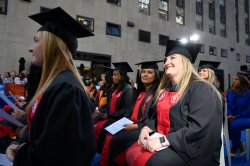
[165,40,201,63]
[29,7,94,55]
[135,60,163,70]
[112,62,133,73]
[199,60,221,71]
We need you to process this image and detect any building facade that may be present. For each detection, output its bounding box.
[0,0,249,91]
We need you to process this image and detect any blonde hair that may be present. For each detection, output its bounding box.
[206,68,217,85]
[26,31,86,112]
[153,55,222,105]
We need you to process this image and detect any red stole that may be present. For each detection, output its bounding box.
[130,92,146,122]
[126,90,180,166]
[156,90,179,135]
[110,89,122,114]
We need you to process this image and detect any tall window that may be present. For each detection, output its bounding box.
[208,1,216,34]
[196,0,203,30]
[139,0,150,15]
[246,55,250,63]
[107,0,121,6]
[106,22,121,37]
[76,16,94,32]
[220,0,226,37]
[245,0,250,45]
[0,0,7,15]
[209,46,217,56]
[236,0,239,42]
[159,0,168,20]
[236,53,240,61]
[176,0,185,25]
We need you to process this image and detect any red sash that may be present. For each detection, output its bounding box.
[94,119,108,142]
[156,90,179,134]
[130,92,146,122]
[110,90,122,114]
[100,134,113,166]
[126,90,180,166]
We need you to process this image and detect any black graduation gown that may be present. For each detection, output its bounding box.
[97,83,133,153]
[108,91,154,165]
[13,70,96,166]
[147,81,223,166]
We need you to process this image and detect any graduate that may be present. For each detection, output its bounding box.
[5,7,96,166]
[126,40,223,166]
[101,60,161,166]
[94,62,133,153]
[198,60,221,86]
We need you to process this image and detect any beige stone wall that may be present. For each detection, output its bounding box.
[0,0,249,90]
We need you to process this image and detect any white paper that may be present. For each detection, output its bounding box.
[105,117,134,135]
[0,108,24,126]
[149,132,168,151]
[0,153,13,166]
[0,93,24,113]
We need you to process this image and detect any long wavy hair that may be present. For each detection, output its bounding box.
[136,68,161,120]
[26,31,86,112]
[229,74,250,95]
[153,55,222,105]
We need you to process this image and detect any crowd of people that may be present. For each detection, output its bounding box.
[0,7,249,166]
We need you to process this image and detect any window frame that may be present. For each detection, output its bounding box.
[138,29,151,43]
[0,0,8,15]
[107,0,121,6]
[139,0,150,15]
[159,0,169,20]
[106,22,121,37]
[76,15,95,32]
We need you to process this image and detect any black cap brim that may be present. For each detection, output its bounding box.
[199,60,220,71]
[112,62,133,73]
[135,60,163,70]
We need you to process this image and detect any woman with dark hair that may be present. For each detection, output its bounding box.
[94,62,133,154]
[227,74,250,156]
[100,61,161,166]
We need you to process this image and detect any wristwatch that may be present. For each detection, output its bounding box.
[159,136,168,147]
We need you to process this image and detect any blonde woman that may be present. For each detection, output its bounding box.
[6,7,96,166]
[126,40,223,166]
[198,60,220,86]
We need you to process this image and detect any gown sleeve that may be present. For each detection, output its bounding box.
[14,83,96,166]
[166,82,223,162]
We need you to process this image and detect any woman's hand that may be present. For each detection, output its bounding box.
[6,143,25,161]
[124,124,138,131]
[138,126,152,147]
[144,137,162,152]
[228,115,236,123]
[6,144,19,161]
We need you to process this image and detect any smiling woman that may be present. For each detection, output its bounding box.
[126,40,223,166]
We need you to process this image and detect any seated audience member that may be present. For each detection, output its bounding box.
[198,60,220,85]
[3,72,13,84]
[104,60,161,166]
[1,64,42,153]
[227,74,250,156]
[14,72,27,86]
[94,62,133,153]
[125,40,223,166]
